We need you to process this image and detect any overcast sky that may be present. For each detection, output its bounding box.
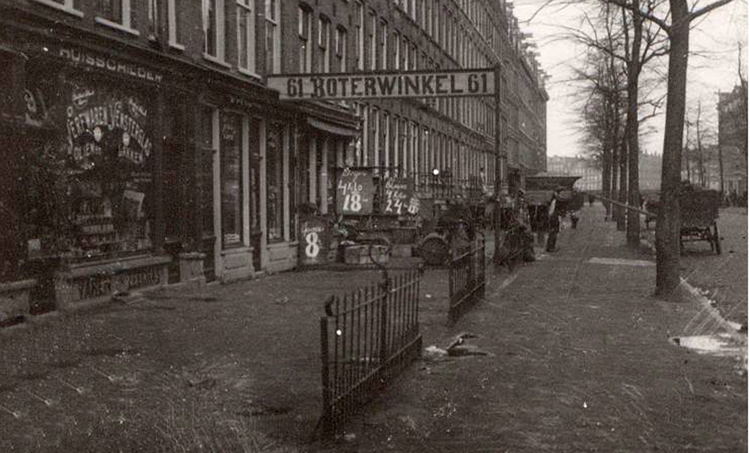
[512,0,749,158]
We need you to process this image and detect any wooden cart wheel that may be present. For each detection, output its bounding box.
[713,223,722,255]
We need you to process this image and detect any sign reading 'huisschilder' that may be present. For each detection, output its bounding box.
[267,69,495,101]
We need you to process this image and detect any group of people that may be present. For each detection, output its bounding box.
[499,186,569,269]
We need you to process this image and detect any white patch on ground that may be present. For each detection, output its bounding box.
[672,334,746,358]
[587,257,655,267]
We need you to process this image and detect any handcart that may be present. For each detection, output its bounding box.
[680,189,722,255]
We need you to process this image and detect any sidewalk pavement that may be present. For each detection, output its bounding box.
[317,202,747,452]
[0,203,746,452]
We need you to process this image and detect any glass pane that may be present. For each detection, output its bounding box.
[221,113,243,246]
[266,123,283,242]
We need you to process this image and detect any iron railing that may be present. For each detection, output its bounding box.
[318,268,423,434]
[448,236,486,324]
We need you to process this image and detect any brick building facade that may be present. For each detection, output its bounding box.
[0,0,546,310]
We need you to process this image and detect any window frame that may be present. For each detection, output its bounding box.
[298,5,313,73]
[236,0,258,76]
[203,0,229,66]
[318,15,331,73]
[265,0,281,74]
[95,0,139,35]
[31,0,83,17]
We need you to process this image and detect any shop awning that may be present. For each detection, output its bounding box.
[307,117,358,137]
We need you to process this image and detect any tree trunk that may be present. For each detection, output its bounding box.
[656,1,689,297]
[617,134,628,231]
[626,0,643,247]
[602,142,612,217]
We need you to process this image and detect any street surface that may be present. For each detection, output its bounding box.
[0,203,746,452]
[679,207,748,327]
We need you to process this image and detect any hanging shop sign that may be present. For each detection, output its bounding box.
[268,69,495,101]
[382,177,420,216]
[299,216,330,266]
[336,168,374,215]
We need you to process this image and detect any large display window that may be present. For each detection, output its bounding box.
[22,71,155,261]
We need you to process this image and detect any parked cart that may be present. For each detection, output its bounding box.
[679,189,722,255]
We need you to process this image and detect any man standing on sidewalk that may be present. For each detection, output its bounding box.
[546,187,563,252]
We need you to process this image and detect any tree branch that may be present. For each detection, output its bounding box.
[603,0,671,32]
[686,0,736,22]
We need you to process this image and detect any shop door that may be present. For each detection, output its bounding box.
[199,146,217,281]
[163,137,184,283]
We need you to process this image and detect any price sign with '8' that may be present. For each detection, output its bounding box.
[336,168,374,215]
[299,217,329,266]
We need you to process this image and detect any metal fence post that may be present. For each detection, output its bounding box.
[319,316,331,432]
[379,269,390,364]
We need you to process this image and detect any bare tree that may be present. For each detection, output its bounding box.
[606,0,737,296]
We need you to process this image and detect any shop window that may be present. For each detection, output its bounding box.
[221,113,244,248]
[33,0,83,17]
[96,0,139,35]
[265,0,280,74]
[203,0,227,65]
[266,122,284,242]
[22,75,155,261]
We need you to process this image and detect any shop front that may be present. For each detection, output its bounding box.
[195,90,293,280]
[2,38,173,311]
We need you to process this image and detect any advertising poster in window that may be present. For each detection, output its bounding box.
[336,168,374,215]
[22,73,154,260]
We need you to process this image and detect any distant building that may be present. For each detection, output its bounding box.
[547,153,661,193]
[718,85,748,196]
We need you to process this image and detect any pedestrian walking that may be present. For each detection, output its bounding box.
[546,187,563,252]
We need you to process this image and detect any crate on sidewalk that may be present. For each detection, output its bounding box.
[343,245,389,265]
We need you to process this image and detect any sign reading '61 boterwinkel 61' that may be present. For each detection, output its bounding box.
[267,69,495,101]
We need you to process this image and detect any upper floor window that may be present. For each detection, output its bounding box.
[96,0,138,34]
[237,0,257,74]
[298,5,312,73]
[368,10,376,71]
[393,31,401,70]
[379,19,387,70]
[335,26,348,72]
[265,0,281,73]
[32,0,83,17]
[355,1,364,71]
[203,0,227,63]
[318,16,331,73]
[167,0,184,48]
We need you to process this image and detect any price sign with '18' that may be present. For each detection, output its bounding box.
[336,168,374,215]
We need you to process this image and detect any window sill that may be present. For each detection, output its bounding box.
[203,53,232,69]
[95,17,140,36]
[237,68,261,80]
[31,0,84,17]
[168,42,185,51]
